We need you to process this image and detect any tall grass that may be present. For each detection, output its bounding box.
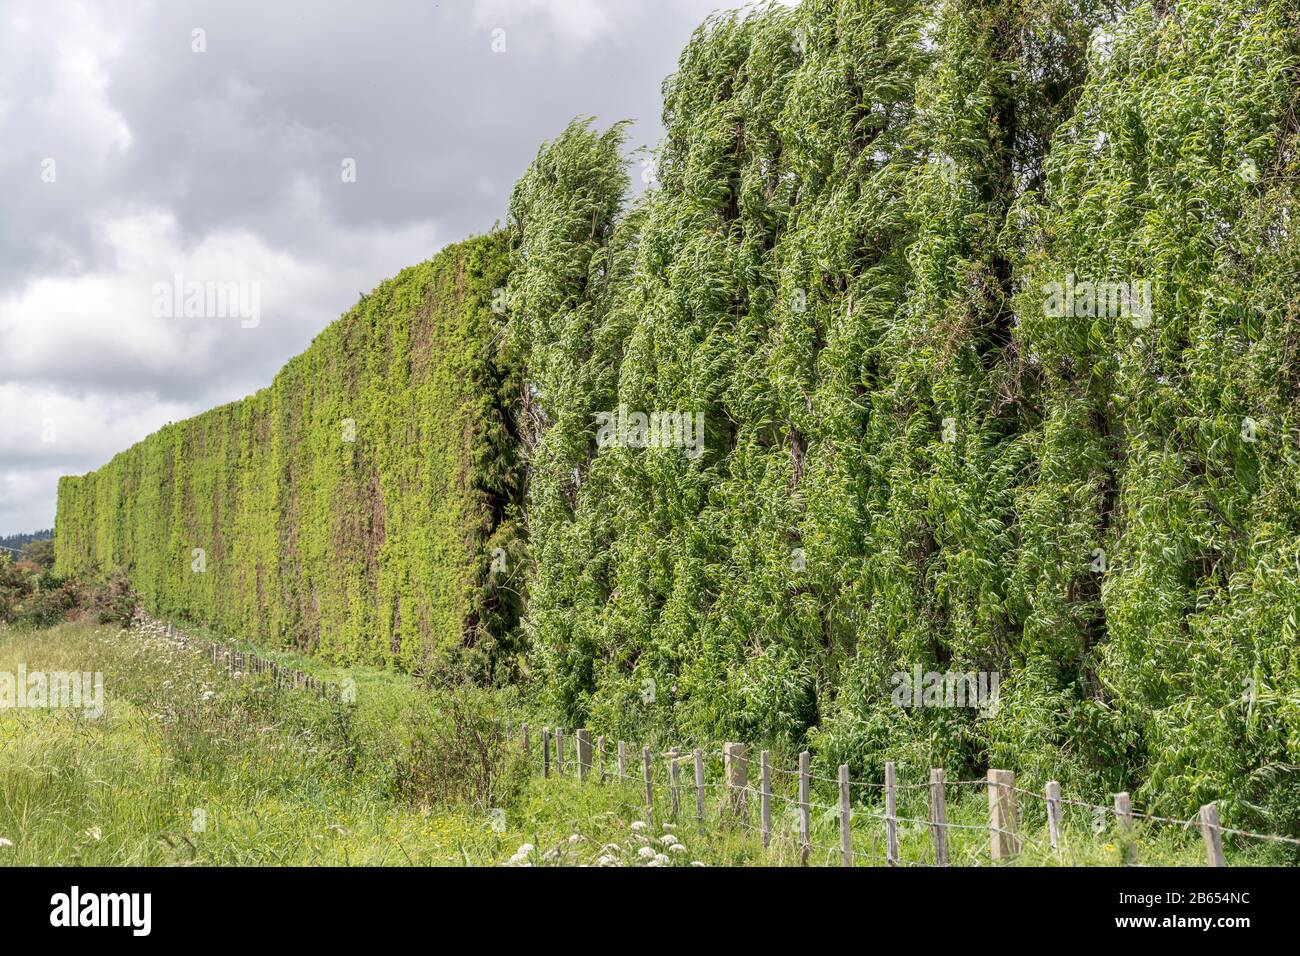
[1,620,1286,866]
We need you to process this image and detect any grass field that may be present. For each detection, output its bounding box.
[0,619,1287,866]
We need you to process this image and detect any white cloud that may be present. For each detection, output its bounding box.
[0,381,197,530]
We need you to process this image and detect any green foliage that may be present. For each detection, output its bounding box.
[0,555,27,622]
[56,234,523,676]
[385,684,529,810]
[52,0,1300,833]
[19,538,55,570]
[0,529,53,554]
[508,0,1300,829]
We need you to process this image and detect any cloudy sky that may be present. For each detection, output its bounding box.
[0,0,777,536]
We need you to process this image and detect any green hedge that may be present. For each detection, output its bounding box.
[55,0,1300,829]
[508,0,1300,825]
[56,233,523,678]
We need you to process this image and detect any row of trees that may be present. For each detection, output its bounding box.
[507,0,1300,829]
[56,0,1300,830]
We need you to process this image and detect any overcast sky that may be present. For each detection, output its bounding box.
[0,0,780,536]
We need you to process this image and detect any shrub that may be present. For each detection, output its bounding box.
[386,684,527,811]
[86,569,138,627]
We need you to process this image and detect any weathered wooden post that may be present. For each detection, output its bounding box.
[760,750,772,848]
[884,760,900,866]
[1115,791,1136,863]
[642,746,653,815]
[987,769,1021,861]
[576,729,592,781]
[723,743,748,820]
[668,748,681,819]
[555,729,565,775]
[930,768,949,866]
[1199,804,1226,867]
[1045,781,1062,852]
[541,727,550,778]
[798,750,811,864]
[617,740,627,780]
[838,764,853,867]
[693,749,705,821]
[521,723,530,760]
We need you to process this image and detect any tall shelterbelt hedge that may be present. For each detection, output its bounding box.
[57,233,523,677]
[509,0,1300,821]
[55,0,1300,824]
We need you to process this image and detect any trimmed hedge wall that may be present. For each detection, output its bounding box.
[56,233,523,678]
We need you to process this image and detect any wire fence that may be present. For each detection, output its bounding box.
[140,611,1300,867]
[142,611,342,701]
[504,721,1300,868]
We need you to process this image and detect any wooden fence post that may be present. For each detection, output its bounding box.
[798,750,811,865]
[724,743,748,820]
[693,749,705,822]
[597,735,607,783]
[542,727,550,778]
[617,740,627,780]
[884,760,899,866]
[668,748,681,819]
[576,729,592,782]
[642,746,653,815]
[838,764,853,867]
[555,729,565,775]
[1045,781,1062,852]
[930,768,949,867]
[521,723,530,760]
[987,769,1021,861]
[1199,804,1226,867]
[760,750,772,848]
[1115,791,1136,863]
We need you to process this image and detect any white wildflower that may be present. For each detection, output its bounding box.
[637,846,656,859]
